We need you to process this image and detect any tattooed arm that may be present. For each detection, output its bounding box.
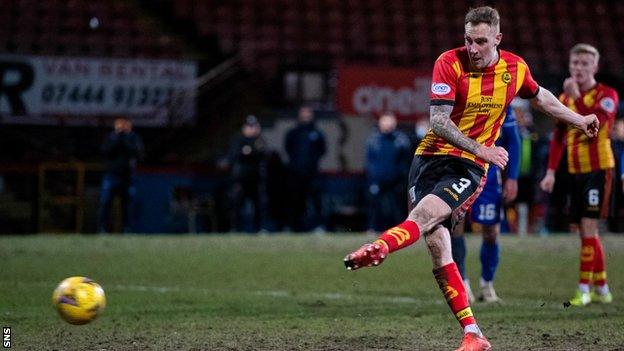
[429,104,509,168]
[430,105,482,155]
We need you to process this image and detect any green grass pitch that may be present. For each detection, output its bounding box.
[1,234,623,350]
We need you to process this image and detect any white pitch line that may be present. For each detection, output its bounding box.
[252,290,425,305]
[108,285,424,305]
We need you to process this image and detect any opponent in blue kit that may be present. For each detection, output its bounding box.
[451,105,521,303]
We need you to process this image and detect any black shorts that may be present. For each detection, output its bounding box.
[408,155,486,230]
[570,169,613,222]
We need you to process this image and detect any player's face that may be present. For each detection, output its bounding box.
[569,53,597,86]
[464,23,502,70]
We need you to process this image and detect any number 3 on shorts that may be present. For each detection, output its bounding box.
[452,178,472,194]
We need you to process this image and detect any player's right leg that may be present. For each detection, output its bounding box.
[344,156,434,270]
[343,194,444,270]
[344,156,486,270]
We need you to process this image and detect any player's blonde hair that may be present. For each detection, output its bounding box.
[570,43,600,64]
[465,6,500,30]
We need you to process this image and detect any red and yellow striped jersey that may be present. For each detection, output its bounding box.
[547,83,619,174]
[416,47,539,168]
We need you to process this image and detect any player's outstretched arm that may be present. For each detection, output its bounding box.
[530,87,599,138]
[430,105,508,168]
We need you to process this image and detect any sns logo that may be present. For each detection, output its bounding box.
[3,327,10,348]
[431,83,451,95]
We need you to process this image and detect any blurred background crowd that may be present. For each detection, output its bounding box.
[1,0,623,234]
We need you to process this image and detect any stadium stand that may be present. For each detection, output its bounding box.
[160,0,623,77]
[1,0,187,58]
[0,0,622,79]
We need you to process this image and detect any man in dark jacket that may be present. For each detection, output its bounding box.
[225,115,267,232]
[284,106,326,232]
[97,117,144,233]
[365,112,412,232]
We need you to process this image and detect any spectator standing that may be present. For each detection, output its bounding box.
[284,106,327,232]
[223,115,267,233]
[365,112,412,232]
[97,117,144,233]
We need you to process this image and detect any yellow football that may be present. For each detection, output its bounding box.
[52,276,106,325]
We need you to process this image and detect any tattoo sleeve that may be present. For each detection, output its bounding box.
[429,105,482,155]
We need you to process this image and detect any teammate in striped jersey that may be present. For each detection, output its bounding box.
[540,43,618,307]
[344,7,599,351]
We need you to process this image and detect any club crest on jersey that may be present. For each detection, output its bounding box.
[501,72,512,84]
[600,97,615,113]
[431,83,451,95]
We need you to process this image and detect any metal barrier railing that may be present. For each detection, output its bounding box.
[37,162,102,233]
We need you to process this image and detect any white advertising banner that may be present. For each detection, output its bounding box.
[336,65,430,121]
[0,55,197,126]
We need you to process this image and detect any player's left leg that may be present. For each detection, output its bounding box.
[478,223,501,302]
[427,225,491,350]
[451,218,475,303]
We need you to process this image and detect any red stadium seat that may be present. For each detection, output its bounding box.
[9,0,623,76]
[173,0,193,20]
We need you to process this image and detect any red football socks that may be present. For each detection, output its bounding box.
[376,220,421,253]
[433,262,476,328]
[592,237,607,286]
[579,237,596,285]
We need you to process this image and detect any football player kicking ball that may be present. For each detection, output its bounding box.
[451,106,521,304]
[344,6,599,351]
[540,43,618,307]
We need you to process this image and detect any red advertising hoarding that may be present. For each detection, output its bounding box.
[336,65,431,121]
